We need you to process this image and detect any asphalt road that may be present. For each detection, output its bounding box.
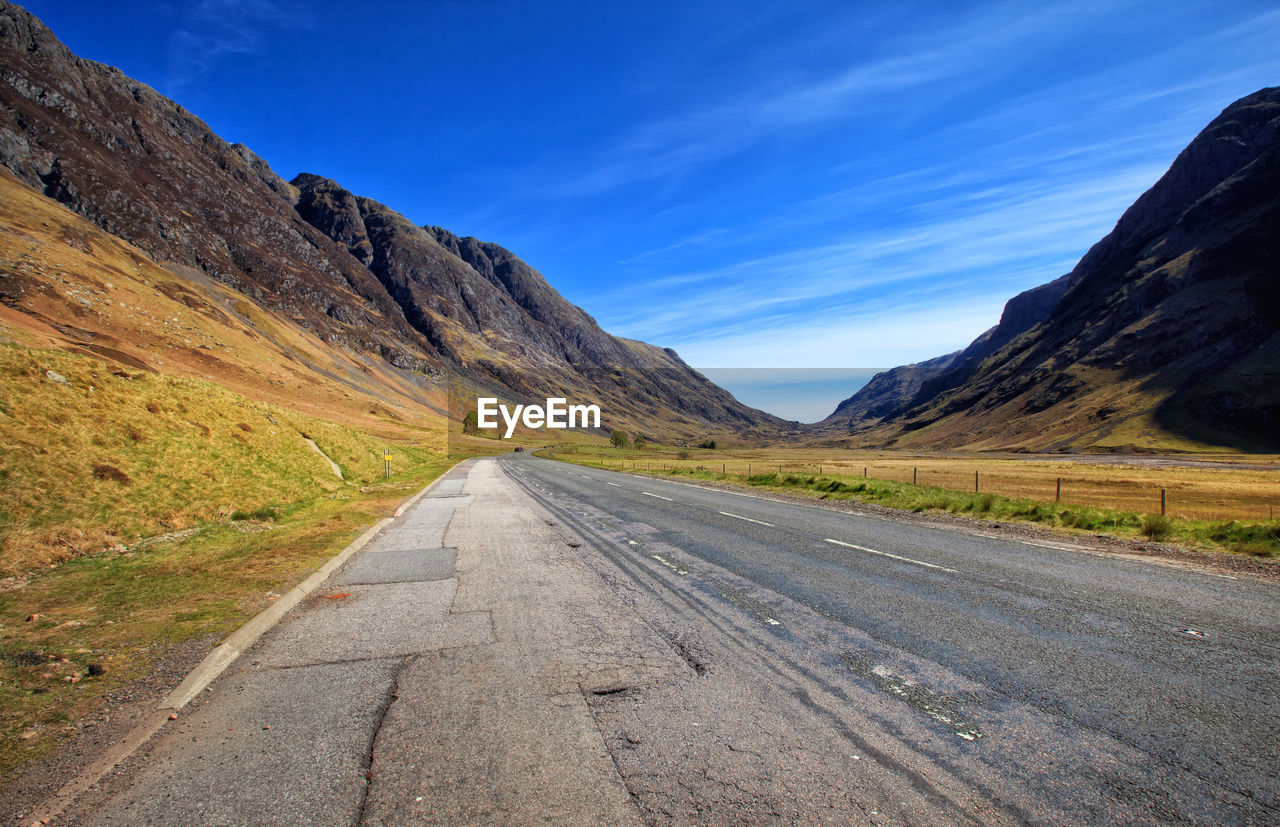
[501,452,1280,824]
[73,460,649,826]
[54,454,1280,825]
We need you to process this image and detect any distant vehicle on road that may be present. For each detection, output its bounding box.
[514,447,524,452]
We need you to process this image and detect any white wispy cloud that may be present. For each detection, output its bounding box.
[551,2,1099,197]
[164,0,308,91]
[594,161,1162,351]
[669,293,1012,369]
[557,3,1280,370]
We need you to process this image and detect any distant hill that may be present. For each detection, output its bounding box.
[0,1,788,442]
[817,87,1280,452]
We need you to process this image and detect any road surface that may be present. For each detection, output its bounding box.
[60,454,1279,824]
[501,452,1280,824]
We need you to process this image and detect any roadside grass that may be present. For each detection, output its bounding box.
[0,449,471,781]
[0,343,505,780]
[538,442,1280,522]
[539,447,1280,560]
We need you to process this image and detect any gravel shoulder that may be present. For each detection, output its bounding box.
[0,635,216,826]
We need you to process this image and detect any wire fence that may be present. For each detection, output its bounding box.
[593,458,1280,522]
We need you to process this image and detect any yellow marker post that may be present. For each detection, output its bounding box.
[383,449,392,479]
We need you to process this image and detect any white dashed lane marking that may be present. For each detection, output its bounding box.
[606,482,621,487]
[824,538,959,574]
[642,492,674,501]
[719,511,774,527]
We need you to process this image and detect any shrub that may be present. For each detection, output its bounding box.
[230,505,277,522]
[1061,510,1098,530]
[1236,542,1276,558]
[1141,514,1172,541]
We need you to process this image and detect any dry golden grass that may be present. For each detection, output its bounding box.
[0,343,447,575]
[553,444,1280,522]
[0,167,458,574]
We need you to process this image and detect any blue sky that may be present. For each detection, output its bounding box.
[21,1,1280,416]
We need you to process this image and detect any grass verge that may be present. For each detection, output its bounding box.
[0,453,468,781]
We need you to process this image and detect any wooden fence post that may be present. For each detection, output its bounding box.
[975,470,980,493]
[1162,488,1167,517]
[1056,477,1062,503]
[913,467,918,485]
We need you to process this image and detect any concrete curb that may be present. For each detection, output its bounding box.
[394,482,434,517]
[162,459,464,708]
[28,462,464,824]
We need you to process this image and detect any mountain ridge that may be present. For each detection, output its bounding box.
[0,1,788,440]
[820,86,1280,452]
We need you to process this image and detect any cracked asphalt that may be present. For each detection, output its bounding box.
[504,453,1280,825]
[62,454,1280,825]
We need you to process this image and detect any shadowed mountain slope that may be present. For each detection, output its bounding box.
[819,87,1280,452]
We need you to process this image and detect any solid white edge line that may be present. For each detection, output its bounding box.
[824,537,959,574]
[719,511,774,527]
[642,492,674,501]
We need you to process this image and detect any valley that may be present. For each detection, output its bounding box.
[0,1,1278,822]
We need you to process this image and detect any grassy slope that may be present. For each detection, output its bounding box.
[0,343,444,573]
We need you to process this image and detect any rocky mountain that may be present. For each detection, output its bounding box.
[822,350,963,426]
[818,272,1073,432]
[0,1,787,440]
[819,87,1280,452]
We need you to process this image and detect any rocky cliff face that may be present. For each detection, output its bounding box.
[0,3,420,362]
[0,2,784,438]
[824,87,1280,451]
[288,174,784,433]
